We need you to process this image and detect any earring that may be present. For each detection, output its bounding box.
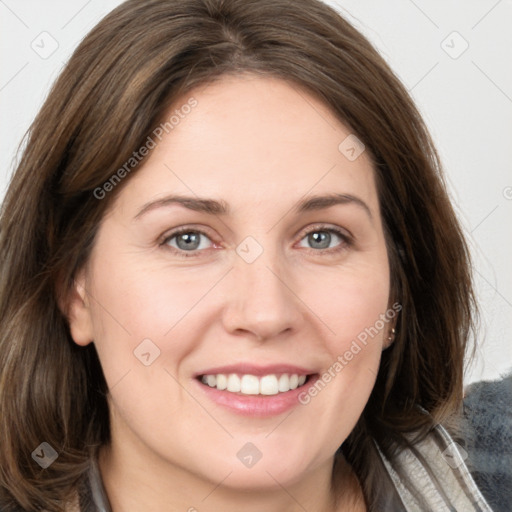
[388,328,396,342]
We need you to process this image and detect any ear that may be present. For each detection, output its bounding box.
[382,324,396,350]
[382,299,400,350]
[61,269,94,347]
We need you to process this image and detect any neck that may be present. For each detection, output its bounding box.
[98,436,365,512]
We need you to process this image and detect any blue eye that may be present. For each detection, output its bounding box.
[297,228,349,252]
[161,225,351,258]
[162,229,213,255]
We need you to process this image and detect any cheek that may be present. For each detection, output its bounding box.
[263,260,391,481]
[296,259,390,416]
[306,260,390,352]
[85,250,225,391]
[89,238,226,328]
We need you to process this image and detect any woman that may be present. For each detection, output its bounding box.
[0,0,493,510]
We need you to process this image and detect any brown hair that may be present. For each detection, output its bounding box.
[0,0,475,510]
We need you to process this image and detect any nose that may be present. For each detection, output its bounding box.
[221,244,304,341]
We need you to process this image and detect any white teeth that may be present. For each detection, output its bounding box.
[260,375,279,395]
[216,374,227,390]
[227,374,241,392]
[278,374,290,392]
[200,373,308,395]
[241,375,260,395]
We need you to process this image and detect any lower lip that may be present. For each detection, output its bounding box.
[194,376,318,417]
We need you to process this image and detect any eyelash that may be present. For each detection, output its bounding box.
[160,225,352,258]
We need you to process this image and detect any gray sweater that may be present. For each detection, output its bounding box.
[453,374,512,512]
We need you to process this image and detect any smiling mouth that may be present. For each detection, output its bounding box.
[198,373,314,396]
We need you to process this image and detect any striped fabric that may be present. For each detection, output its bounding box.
[375,424,494,511]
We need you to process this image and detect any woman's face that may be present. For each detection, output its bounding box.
[69,74,392,491]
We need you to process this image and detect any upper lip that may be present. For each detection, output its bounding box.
[195,363,316,378]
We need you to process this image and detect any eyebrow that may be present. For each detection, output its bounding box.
[134,193,372,220]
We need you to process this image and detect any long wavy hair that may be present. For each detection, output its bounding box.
[0,0,475,510]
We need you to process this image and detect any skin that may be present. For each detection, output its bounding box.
[67,74,394,512]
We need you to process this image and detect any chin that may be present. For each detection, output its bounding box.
[189,446,325,492]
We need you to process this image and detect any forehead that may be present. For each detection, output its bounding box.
[113,74,378,217]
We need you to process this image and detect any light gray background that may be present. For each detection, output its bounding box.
[1,0,511,385]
